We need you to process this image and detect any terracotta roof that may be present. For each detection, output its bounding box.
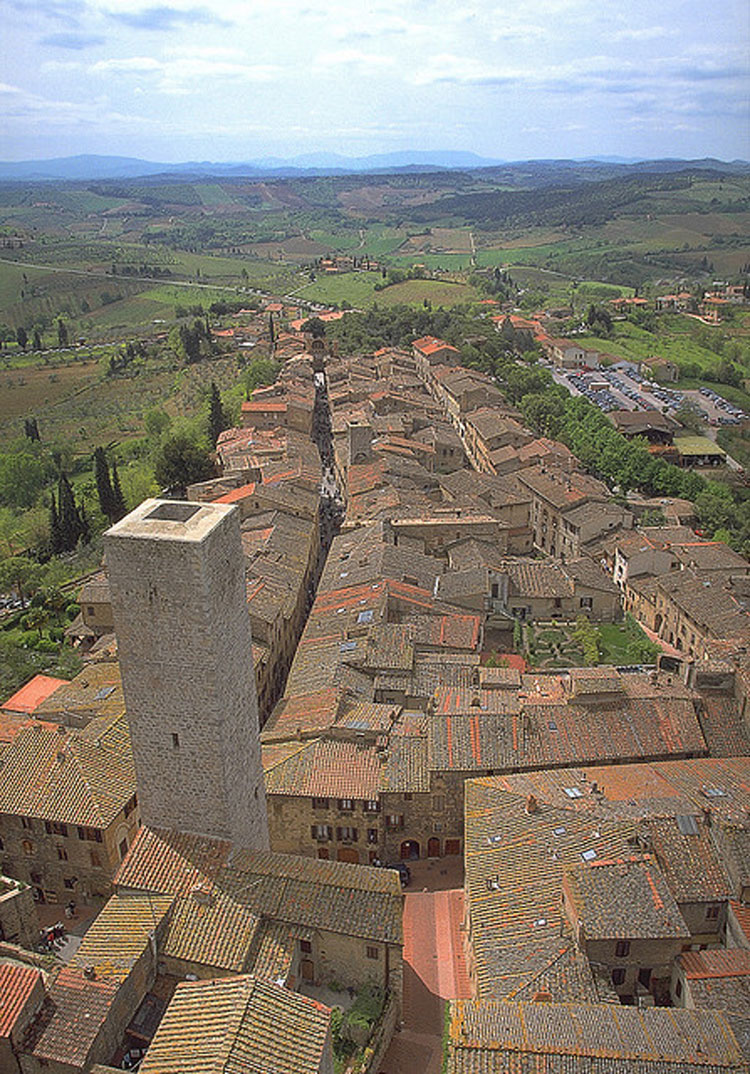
[648,816,731,903]
[117,827,403,946]
[2,674,70,714]
[682,948,750,979]
[264,738,382,798]
[215,481,257,503]
[0,962,41,1038]
[564,856,689,939]
[448,1000,749,1072]
[242,401,288,413]
[24,965,118,1067]
[0,711,135,827]
[139,975,331,1074]
[69,893,171,981]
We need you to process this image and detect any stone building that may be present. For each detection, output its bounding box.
[0,874,38,948]
[105,499,269,851]
[0,711,139,908]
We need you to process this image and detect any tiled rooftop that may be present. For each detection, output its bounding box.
[447,1000,749,1072]
[564,856,689,940]
[0,962,41,1038]
[139,974,331,1074]
[0,710,135,826]
[117,827,403,946]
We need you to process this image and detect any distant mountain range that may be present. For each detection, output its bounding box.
[0,152,747,183]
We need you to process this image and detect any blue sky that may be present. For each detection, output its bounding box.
[1,0,748,162]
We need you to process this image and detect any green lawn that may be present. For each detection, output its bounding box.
[523,617,657,668]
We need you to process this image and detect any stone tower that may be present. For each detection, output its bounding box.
[347,419,373,467]
[105,499,269,850]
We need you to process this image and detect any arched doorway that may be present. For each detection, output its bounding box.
[400,840,420,860]
[337,847,359,864]
[427,837,441,858]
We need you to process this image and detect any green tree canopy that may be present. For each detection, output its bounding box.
[153,432,215,494]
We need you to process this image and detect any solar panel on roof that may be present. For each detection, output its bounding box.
[581,848,597,862]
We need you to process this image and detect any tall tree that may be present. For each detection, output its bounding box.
[32,328,42,351]
[16,326,28,351]
[208,381,228,447]
[94,447,115,520]
[56,318,68,348]
[110,459,126,521]
[56,473,88,551]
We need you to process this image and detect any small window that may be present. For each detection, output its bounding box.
[119,838,128,860]
[611,968,626,986]
[21,817,33,831]
[300,939,312,954]
[386,815,404,830]
[367,828,379,844]
[312,797,330,810]
[706,904,720,920]
[171,733,180,749]
[403,793,413,802]
[311,824,332,841]
[63,877,76,890]
[579,596,593,609]
[433,795,445,812]
[336,826,358,842]
[366,945,379,960]
[22,840,34,856]
[615,940,630,958]
[56,845,68,861]
[675,978,683,998]
[338,798,354,812]
[364,800,380,813]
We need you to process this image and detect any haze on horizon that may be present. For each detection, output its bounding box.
[1,0,748,165]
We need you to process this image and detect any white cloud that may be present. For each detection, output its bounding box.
[314,48,394,70]
[91,56,162,72]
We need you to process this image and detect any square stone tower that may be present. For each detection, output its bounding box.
[105,499,269,850]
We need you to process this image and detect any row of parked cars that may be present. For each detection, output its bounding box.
[699,386,745,425]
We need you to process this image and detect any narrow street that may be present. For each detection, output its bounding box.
[381,860,471,1074]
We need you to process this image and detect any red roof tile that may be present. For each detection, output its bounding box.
[681,948,750,979]
[0,963,41,1038]
[2,674,70,714]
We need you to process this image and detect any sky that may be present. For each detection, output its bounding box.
[1,0,749,163]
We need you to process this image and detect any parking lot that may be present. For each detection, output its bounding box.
[549,361,746,427]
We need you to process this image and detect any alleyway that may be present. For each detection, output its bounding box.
[380,884,471,1074]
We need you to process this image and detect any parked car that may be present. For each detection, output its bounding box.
[382,861,411,887]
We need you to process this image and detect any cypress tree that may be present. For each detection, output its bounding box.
[110,459,126,521]
[94,447,115,520]
[56,473,87,552]
[49,491,63,555]
[208,380,227,447]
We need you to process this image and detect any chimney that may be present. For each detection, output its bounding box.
[525,794,539,815]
